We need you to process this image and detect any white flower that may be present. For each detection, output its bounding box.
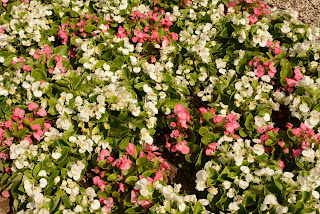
[53,176,60,185]
[208,186,218,196]
[299,103,309,113]
[215,58,227,69]
[264,194,278,205]
[234,155,244,166]
[276,206,288,214]
[312,191,320,199]
[195,180,206,191]
[39,209,50,214]
[196,170,207,181]
[253,144,265,156]
[74,205,83,213]
[228,202,240,211]
[240,166,250,174]
[90,199,100,210]
[178,202,186,211]
[223,181,231,189]
[86,187,97,197]
[39,178,48,188]
[199,199,209,206]
[238,180,249,189]
[38,170,47,177]
[52,152,61,159]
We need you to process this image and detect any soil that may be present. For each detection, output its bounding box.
[261,0,320,26]
[0,197,10,214]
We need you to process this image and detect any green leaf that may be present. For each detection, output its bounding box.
[125,176,138,185]
[107,174,118,181]
[194,201,204,214]
[280,59,292,85]
[31,69,47,82]
[33,162,43,177]
[245,113,254,131]
[84,25,95,33]
[136,157,150,166]
[201,132,215,145]
[16,127,28,138]
[119,137,131,150]
[203,112,214,122]
[112,56,125,68]
[199,127,209,136]
[163,99,188,109]
[72,75,84,90]
[62,196,73,208]
[54,45,69,56]
[265,139,274,146]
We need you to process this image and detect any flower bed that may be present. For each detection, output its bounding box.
[1,0,320,213]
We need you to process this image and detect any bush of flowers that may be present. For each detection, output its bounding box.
[1,0,320,213]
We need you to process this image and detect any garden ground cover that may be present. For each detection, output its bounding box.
[1,0,320,213]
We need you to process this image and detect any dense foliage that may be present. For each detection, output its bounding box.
[1,0,320,213]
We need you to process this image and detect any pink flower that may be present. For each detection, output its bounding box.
[170,130,180,139]
[98,150,110,162]
[119,183,125,192]
[286,123,293,128]
[3,138,13,146]
[170,32,178,41]
[254,65,265,78]
[283,148,289,154]
[292,149,302,158]
[112,155,132,171]
[1,0,8,7]
[4,121,13,129]
[248,15,258,25]
[286,78,297,88]
[5,167,11,173]
[33,130,44,141]
[41,45,52,55]
[126,143,137,155]
[177,108,191,128]
[278,141,285,148]
[254,8,261,16]
[13,107,25,119]
[28,102,38,111]
[58,27,68,45]
[300,123,309,130]
[0,152,9,160]
[154,171,163,181]
[292,128,302,136]
[246,0,255,3]
[213,115,223,123]
[278,160,285,169]
[174,104,184,114]
[37,107,47,117]
[102,197,114,213]
[266,41,274,47]
[44,123,51,129]
[274,41,282,55]
[199,107,208,113]
[116,26,127,38]
[139,200,153,209]
[170,122,176,127]
[301,141,310,149]
[31,124,41,131]
[1,190,9,198]
[22,65,32,72]
[205,142,217,156]
[93,176,106,191]
[268,62,277,78]
[171,140,190,154]
[293,67,303,81]
[131,189,139,203]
